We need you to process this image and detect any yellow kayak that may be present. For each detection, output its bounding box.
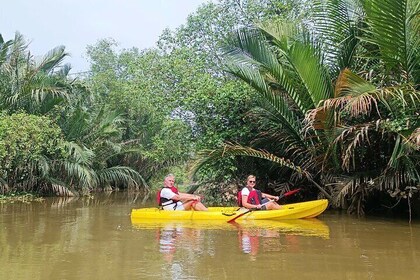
[131,199,328,221]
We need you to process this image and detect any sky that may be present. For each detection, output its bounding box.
[0,0,209,73]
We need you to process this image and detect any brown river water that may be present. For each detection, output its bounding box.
[1,192,419,280]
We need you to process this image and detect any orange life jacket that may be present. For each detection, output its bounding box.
[157,186,180,206]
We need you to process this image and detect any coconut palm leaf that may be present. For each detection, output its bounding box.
[225,26,312,112]
[36,45,68,74]
[332,122,372,171]
[1,37,72,114]
[309,69,420,123]
[0,34,13,66]
[96,166,149,191]
[362,0,420,82]
[224,26,326,150]
[224,48,306,148]
[259,22,334,108]
[386,134,420,182]
[192,142,307,176]
[312,0,363,74]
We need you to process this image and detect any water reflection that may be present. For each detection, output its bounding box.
[4,194,420,279]
[231,222,282,260]
[44,192,148,209]
[132,218,330,262]
[156,223,204,264]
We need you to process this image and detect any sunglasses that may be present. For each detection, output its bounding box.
[248,180,256,183]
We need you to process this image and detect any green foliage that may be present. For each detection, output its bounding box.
[0,33,72,115]
[2,0,417,217]
[157,0,309,73]
[85,40,193,184]
[193,0,419,215]
[152,0,310,181]
[84,36,257,184]
[0,112,62,157]
[0,192,44,203]
[0,113,64,192]
[0,33,148,195]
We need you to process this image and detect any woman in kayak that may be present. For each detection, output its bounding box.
[158,174,208,211]
[239,175,282,210]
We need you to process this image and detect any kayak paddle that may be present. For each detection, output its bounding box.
[227,188,301,223]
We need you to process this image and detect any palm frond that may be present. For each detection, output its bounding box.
[312,0,362,74]
[362,0,420,82]
[96,166,149,191]
[408,127,420,146]
[332,178,355,207]
[253,95,311,149]
[224,27,323,150]
[259,23,334,108]
[36,45,68,74]
[192,142,307,177]
[0,35,14,66]
[332,68,378,117]
[376,85,420,115]
[341,125,370,171]
[62,141,94,166]
[60,161,97,189]
[53,141,96,189]
[386,134,420,182]
[304,68,377,128]
[0,36,71,114]
[224,50,306,147]
[333,69,420,119]
[225,26,313,112]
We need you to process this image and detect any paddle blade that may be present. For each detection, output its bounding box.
[227,210,250,223]
[282,188,301,198]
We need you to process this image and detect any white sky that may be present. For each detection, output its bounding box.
[0,0,209,73]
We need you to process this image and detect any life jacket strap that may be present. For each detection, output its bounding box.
[161,200,175,206]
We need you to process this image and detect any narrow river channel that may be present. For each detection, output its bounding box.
[1,192,419,279]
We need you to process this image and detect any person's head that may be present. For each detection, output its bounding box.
[164,174,175,187]
[246,175,256,188]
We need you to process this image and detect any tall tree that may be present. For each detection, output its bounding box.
[0,33,146,195]
[193,0,420,214]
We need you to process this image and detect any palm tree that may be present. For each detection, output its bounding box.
[0,33,148,196]
[54,104,149,194]
[193,0,419,215]
[0,32,71,114]
[307,0,420,214]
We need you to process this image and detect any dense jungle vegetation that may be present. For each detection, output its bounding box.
[0,0,419,217]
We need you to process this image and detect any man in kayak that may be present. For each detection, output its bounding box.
[158,174,208,211]
[239,175,282,210]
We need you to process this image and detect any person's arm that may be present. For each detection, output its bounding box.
[241,194,261,209]
[171,192,201,202]
[261,192,279,201]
